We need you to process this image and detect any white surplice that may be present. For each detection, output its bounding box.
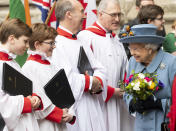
[78,22,135,131]
[0,49,40,131]
[51,26,107,131]
[22,51,68,131]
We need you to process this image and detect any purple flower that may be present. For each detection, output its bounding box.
[129,78,133,82]
[158,80,164,88]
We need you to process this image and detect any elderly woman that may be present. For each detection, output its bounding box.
[120,24,176,131]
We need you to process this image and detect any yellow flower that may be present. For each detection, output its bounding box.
[126,25,130,32]
[129,31,134,36]
[122,33,127,37]
[148,82,155,90]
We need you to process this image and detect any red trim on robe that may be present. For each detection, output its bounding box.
[57,27,77,40]
[86,22,116,38]
[46,107,63,124]
[123,72,127,83]
[105,86,115,103]
[32,93,43,110]
[22,97,32,113]
[84,74,90,92]
[167,75,176,131]
[27,54,50,65]
[0,52,12,61]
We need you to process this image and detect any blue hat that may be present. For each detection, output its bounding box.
[119,24,164,44]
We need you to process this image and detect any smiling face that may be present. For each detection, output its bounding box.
[128,43,152,64]
[98,2,121,31]
[148,14,165,30]
[35,39,56,57]
[10,35,29,56]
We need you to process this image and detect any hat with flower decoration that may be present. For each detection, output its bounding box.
[119,24,164,44]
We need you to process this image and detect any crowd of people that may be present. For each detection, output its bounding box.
[0,0,176,131]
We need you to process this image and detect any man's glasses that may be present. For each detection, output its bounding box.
[102,11,123,18]
[42,41,56,46]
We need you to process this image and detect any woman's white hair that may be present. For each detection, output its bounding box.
[97,0,119,12]
[144,43,160,51]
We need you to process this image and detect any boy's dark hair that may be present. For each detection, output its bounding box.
[29,23,58,50]
[137,4,164,24]
[0,18,32,44]
[136,0,154,7]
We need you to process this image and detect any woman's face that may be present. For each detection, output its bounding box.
[128,43,152,64]
[149,14,165,30]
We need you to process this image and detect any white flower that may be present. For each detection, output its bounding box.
[131,83,134,86]
[138,73,145,79]
[148,81,152,86]
[133,82,140,91]
[144,79,147,83]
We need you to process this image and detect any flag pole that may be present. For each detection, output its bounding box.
[45,0,56,25]
[5,12,10,20]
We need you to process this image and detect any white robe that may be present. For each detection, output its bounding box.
[0,50,40,131]
[52,26,107,131]
[22,51,68,131]
[78,24,135,131]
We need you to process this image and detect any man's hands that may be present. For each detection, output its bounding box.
[27,95,41,110]
[84,71,102,94]
[90,77,102,94]
[61,108,73,123]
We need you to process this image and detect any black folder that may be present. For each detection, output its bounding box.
[2,63,32,97]
[44,69,75,109]
[77,46,94,76]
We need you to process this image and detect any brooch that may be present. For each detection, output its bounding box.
[159,63,166,70]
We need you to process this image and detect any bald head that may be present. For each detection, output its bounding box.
[55,0,81,22]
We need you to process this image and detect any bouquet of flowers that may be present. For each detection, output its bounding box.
[119,70,164,102]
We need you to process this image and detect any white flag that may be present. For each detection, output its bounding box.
[79,0,97,29]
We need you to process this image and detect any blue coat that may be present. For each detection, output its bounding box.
[124,49,176,131]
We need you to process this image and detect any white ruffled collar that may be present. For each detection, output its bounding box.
[27,50,51,61]
[0,48,16,59]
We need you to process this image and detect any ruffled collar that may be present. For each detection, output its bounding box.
[27,50,51,65]
[0,48,16,60]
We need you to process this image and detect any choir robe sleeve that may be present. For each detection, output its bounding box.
[22,63,55,119]
[82,43,107,101]
[0,62,26,130]
[78,33,107,101]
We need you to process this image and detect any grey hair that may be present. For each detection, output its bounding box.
[97,0,120,12]
[55,0,74,22]
[144,43,160,51]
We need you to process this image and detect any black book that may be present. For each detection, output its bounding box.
[2,63,32,97]
[44,69,75,109]
[77,46,94,76]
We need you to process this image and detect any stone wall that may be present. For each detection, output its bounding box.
[1,0,176,33]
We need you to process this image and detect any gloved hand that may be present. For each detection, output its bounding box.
[129,99,145,114]
[142,96,162,110]
[129,96,162,114]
